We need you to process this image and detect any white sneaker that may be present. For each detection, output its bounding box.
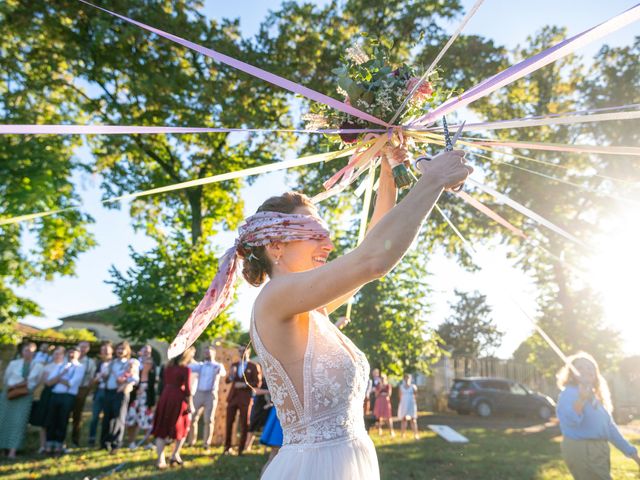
[144,443,155,451]
[128,442,138,450]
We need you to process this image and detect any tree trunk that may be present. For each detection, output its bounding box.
[548,235,575,344]
[187,187,203,245]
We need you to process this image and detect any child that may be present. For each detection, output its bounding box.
[117,359,140,394]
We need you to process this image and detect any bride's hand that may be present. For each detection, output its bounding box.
[417,149,472,191]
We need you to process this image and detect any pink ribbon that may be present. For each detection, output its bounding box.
[456,190,526,239]
[78,0,389,128]
[412,3,640,126]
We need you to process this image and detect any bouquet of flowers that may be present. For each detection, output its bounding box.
[303,38,454,189]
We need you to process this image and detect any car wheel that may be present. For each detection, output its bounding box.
[456,409,470,415]
[476,401,492,417]
[538,405,552,421]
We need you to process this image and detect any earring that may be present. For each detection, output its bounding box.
[274,258,280,265]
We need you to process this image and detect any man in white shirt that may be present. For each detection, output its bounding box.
[71,341,97,446]
[188,346,226,449]
[45,346,86,453]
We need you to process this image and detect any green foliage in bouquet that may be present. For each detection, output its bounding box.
[304,37,453,137]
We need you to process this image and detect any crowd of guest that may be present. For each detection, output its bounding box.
[366,368,420,439]
[0,339,270,465]
[0,339,417,464]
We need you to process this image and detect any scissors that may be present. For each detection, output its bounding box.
[442,117,465,152]
[413,117,466,191]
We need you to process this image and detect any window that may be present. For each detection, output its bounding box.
[510,383,528,396]
[479,380,510,391]
[452,380,472,391]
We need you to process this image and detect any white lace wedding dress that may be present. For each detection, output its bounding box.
[251,308,379,479]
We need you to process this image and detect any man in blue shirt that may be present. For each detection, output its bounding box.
[45,346,86,454]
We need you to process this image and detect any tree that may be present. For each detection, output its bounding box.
[437,289,504,357]
[0,2,95,334]
[39,328,98,342]
[340,247,443,377]
[470,28,623,375]
[584,37,640,181]
[256,0,506,374]
[108,236,242,343]
[3,1,296,342]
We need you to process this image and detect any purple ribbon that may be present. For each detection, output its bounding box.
[78,0,390,128]
[0,125,387,135]
[412,3,640,126]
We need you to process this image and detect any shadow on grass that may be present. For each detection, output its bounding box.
[0,444,266,480]
[375,426,567,480]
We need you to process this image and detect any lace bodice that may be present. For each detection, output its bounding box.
[251,309,370,445]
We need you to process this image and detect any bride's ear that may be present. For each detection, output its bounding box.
[264,242,285,264]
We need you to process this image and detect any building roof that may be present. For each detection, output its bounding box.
[15,322,43,335]
[60,305,123,325]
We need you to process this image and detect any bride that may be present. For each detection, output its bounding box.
[169,148,470,478]
[245,150,470,478]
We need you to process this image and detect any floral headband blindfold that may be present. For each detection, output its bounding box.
[168,211,330,358]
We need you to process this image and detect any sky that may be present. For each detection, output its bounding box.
[14,0,640,359]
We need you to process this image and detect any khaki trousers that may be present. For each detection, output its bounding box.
[188,390,218,446]
[562,438,611,480]
[71,386,91,445]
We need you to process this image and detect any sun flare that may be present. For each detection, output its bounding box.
[586,210,640,353]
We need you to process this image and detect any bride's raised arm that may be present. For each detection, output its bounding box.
[257,149,471,321]
[324,158,398,314]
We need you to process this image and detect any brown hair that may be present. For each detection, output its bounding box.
[556,351,613,413]
[239,192,316,286]
[170,346,196,367]
[115,341,132,359]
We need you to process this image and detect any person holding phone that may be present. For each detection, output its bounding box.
[557,352,640,479]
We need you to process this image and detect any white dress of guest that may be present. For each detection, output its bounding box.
[251,308,379,479]
[0,358,43,450]
[397,382,418,420]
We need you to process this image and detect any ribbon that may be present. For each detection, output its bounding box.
[169,211,331,358]
[433,107,640,133]
[455,190,526,238]
[412,132,640,204]
[464,145,640,207]
[344,161,377,321]
[387,0,486,125]
[457,138,639,186]
[78,0,389,128]
[0,146,357,226]
[323,133,389,190]
[0,124,387,136]
[453,192,587,276]
[472,139,640,157]
[468,178,590,250]
[412,3,640,126]
[435,205,576,372]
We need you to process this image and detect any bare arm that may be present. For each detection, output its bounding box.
[325,158,398,314]
[257,149,471,320]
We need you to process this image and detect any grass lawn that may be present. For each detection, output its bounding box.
[1,413,639,479]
